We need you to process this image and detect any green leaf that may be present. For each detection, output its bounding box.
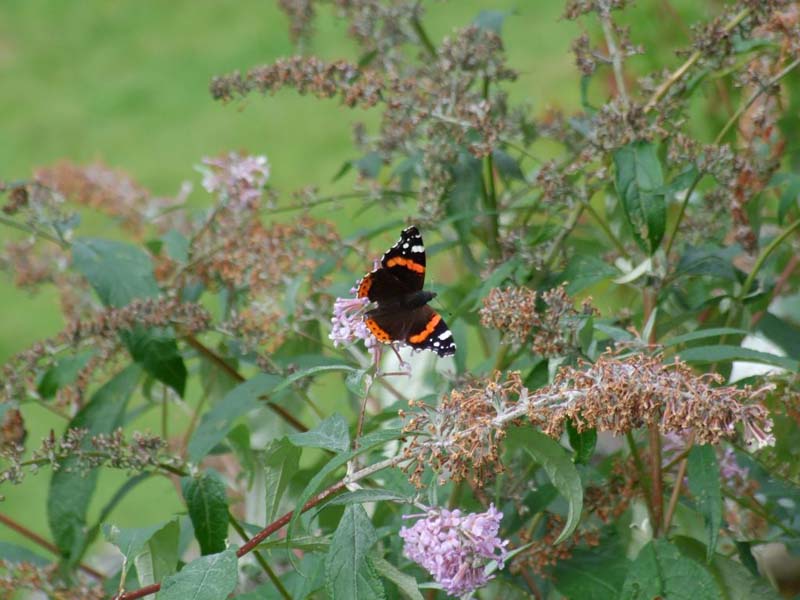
[47,364,141,564]
[521,429,583,544]
[662,328,749,347]
[621,539,718,600]
[613,140,666,254]
[561,254,617,295]
[161,229,190,263]
[687,445,722,561]
[756,312,800,360]
[72,237,186,396]
[105,521,168,563]
[553,529,629,599]
[675,245,740,281]
[263,438,301,523]
[676,345,798,371]
[188,373,282,462]
[133,519,179,587]
[37,352,93,399]
[0,542,50,566]
[182,470,229,555]
[289,428,402,540]
[566,420,597,465]
[777,173,800,224]
[325,505,385,600]
[371,555,423,600]
[672,536,780,600]
[324,489,410,507]
[355,152,383,179]
[288,413,350,452]
[158,548,238,600]
[492,149,525,182]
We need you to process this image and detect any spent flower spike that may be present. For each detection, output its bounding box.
[399,504,509,598]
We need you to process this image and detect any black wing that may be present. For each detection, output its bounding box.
[357,226,426,303]
[366,305,456,357]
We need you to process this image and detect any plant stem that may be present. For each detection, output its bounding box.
[410,4,436,58]
[0,513,105,580]
[581,198,629,258]
[663,434,694,533]
[663,171,703,258]
[600,8,629,108]
[183,334,307,432]
[644,7,751,112]
[738,218,800,302]
[228,513,292,600]
[0,215,70,248]
[714,57,800,145]
[626,431,657,532]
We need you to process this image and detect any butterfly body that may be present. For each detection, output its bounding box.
[357,226,456,357]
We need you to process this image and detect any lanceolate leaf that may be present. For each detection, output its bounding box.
[263,438,301,523]
[133,518,180,588]
[676,345,798,371]
[613,140,666,254]
[288,413,350,452]
[325,505,385,600]
[687,445,723,561]
[188,373,282,462]
[522,430,583,544]
[47,364,141,564]
[72,237,186,396]
[158,548,238,600]
[182,470,229,555]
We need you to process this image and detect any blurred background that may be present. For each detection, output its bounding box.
[0,0,713,572]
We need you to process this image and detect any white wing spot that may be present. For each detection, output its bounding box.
[411,245,425,254]
[402,243,409,249]
[438,330,452,340]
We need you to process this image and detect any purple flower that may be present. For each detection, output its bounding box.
[200,152,270,210]
[329,296,376,351]
[399,504,509,597]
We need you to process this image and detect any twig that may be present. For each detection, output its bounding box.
[228,513,292,600]
[663,434,694,533]
[114,455,407,599]
[0,513,105,580]
[183,334,307,432]
[643,7,751,112]
[599,8,629,108]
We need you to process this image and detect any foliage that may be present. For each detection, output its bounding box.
[2,0,800,598]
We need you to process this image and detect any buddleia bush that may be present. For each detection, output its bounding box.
[2,1,800,598]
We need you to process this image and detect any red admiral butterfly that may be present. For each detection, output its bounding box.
[357,226,456,357]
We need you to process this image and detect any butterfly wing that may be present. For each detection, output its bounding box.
[357,226,426,303]
[366,305,456,357]
[379,225,426,293]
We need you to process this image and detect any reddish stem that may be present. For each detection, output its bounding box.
[114,481,346,599]
[183,334,307,432]
[0,513,104,580]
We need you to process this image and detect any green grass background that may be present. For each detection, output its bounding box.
[0,0,707,574]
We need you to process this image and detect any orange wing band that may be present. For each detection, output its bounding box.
[385,257,425,273]
[408,314,441,343]
[365,318,392,343]
[357,275,372,298]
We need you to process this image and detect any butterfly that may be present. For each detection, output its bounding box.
[356,226,456,357]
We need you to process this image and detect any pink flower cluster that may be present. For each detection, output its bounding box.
[328,296,376,351]
[200,151,270,210]
[399,504,509,597]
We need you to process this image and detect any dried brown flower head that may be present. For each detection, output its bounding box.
[480,285,596,357]
[527,351,774,448]
[401,371,526,488]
